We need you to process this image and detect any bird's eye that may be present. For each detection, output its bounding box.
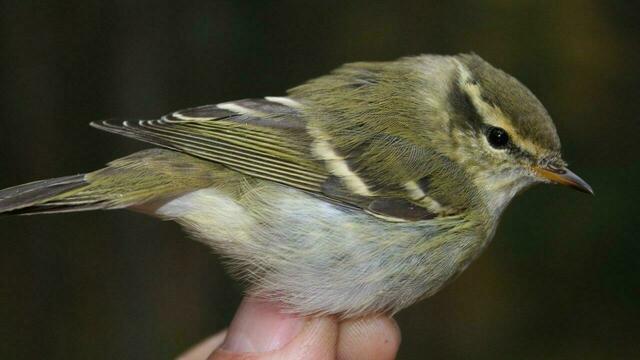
[486,127,510,148]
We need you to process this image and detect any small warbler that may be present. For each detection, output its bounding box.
[0,54,592,317]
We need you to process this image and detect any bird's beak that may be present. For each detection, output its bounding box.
[533,165,594,195]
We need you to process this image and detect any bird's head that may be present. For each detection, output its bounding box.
[434,54,593,214]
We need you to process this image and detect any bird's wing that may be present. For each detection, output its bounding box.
[92,97,327,192]
[92,97,437,221]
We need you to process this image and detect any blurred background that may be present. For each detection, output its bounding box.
[1,1,638,359]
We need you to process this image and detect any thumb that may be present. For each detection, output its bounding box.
[210,297,338,360]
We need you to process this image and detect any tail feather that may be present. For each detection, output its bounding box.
[0,175,92,215]
[0,149,223,216]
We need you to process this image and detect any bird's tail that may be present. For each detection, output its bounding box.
[0,174,96,215]
[0,149,220,216]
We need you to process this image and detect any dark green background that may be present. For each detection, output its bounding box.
[1,1,638,359]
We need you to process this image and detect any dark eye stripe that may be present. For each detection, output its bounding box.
[447,80,484,131]
[449,75,541,163]
[483,125,537,160]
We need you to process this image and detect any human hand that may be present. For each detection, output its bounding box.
[178,296,401,360]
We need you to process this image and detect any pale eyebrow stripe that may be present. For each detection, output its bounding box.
[453,59,546,156]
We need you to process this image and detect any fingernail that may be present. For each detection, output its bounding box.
[221,297,305,353]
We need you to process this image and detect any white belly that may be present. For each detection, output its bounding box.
[155,183,485,316]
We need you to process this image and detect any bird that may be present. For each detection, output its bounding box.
[0,54,592,317]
